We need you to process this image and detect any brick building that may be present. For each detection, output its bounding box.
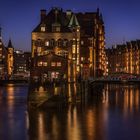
[13,50,31,78]
[0,27,31,80]
[31,7,107,82]
[0,27,7,79]
[106,40,140,75]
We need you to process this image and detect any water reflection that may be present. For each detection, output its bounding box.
[28,104,108,140]
[28,83,140,140]
[101,84,140,114]
[0,84,28,140]
[1,83,140,140]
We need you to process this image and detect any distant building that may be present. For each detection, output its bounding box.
[31,7,107,82]
[106,40,140,75]
[24,52,31,72]
[7,39,14,76]
[0,27,8,79]
[0,27,31,80]
[0,28,14,79]
[13,50,31,77]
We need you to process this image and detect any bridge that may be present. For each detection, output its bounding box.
[96,73,140,83]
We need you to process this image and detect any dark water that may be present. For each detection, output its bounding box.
[0,83,140,140]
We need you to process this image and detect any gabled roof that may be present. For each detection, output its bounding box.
[76,12,97,36]
[32,7,102,37]
[32,7,72,33]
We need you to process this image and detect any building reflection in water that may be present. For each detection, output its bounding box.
[27,83,140,140]
[0,83,140,140]
[102,84,140,117]
[67,106,81,140]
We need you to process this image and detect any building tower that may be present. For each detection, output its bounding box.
[7,39,14,77]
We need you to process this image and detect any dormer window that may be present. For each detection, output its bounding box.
[52,23,61,32]
[56,26,60,32]
[40,22,46,32]
[41,26,46,32]
[58,39,62,47]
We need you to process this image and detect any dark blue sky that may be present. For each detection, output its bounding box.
[0,0,140,51]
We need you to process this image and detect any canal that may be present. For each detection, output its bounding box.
[0,83,140,140]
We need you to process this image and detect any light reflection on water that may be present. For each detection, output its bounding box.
[0,84,140,140]
[0,84,28,140]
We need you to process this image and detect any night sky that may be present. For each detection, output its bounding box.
[0,0,140,51]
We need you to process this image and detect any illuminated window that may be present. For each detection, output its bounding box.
[41,27,46,32]
[77,47,79,53]
[81,40,84,45]
[72,46,76,54]
[45,40,49,46]
[43,62,47,66]
[44,50,49,55]
[51,62,56,66]
[37,47,41,53]
[57,62,61,67]
[77,67,80,72]
[9,48,13,54]
[56,27,60,32]
[52,23,61,32]
[38,62,43,66]
[51,72,59,79]
[81,57,84,61]
[57,51,61,55]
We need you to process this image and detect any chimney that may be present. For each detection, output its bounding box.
[40,9,46,22]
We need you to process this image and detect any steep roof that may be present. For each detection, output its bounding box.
[68,14,79,27]
[76,12,97,36]
[33,7,72,33]
[32,7,102,37]
[7,39,13,48]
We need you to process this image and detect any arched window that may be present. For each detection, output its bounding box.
[63,39,68,47]
[58,39,62,47]
[45,40,50,46]
[35,39,43,47]
[50,39,55,47]
[70,40,73,46]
